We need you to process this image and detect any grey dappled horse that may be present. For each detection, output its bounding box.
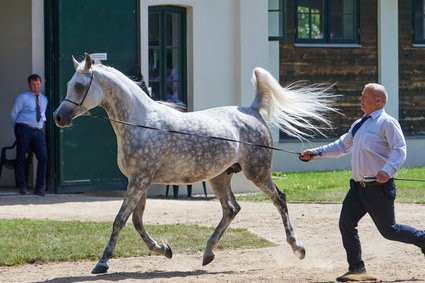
[53,54,336,274]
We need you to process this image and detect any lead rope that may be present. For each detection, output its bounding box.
[85,111,306,156]
[364,176,425,182]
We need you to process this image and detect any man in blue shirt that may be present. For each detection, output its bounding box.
[300,83,425,282]
[10,74,48,196]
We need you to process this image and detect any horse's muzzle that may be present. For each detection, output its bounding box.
[53,107,72,128]
[53,112,67,128]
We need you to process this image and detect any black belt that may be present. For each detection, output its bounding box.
[354,179,393,188]
[357,181,379,187]
[16,123,43,130]
[352,179,381,188]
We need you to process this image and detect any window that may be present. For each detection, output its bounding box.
[269,0,286,40]
[148,6,187,108]
[413,0,425,43]
[296,0,359,44]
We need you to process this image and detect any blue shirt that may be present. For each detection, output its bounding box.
[312,108,406,181]
[11,91,48,129]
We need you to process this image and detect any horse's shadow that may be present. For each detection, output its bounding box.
[34,275,424,283]
[31,269,235,283]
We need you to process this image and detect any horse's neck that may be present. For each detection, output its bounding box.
[98,72,154,135]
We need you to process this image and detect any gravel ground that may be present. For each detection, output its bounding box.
[0,193,424,282]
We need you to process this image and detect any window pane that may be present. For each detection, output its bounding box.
[166,82,181,103]
[297,13,310,38]
[148,12,160,46]
[298,0,309,8]
[150,82,160,101]
[422,0,425,40]
[343,15,354,39]
[311,11,323,38]
[329,14,342,39]
[343,0,354,14]
[269,0,281,10]
[149,6,186,105]
[148,48,160,81]
[330,0,342,13]
[329,0,356,42]
[166,48,180,81]
[268,0,285,39]
[296,0,323,40]
[309,0,323,11]
[166,12,181,46]
[414,0,425,41]
[269,11,282,37]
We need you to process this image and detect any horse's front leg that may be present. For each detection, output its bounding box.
[132,191,172,258]
[203,172,241,266]
[91,177,150,274]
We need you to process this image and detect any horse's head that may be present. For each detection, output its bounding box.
[53,53,103,127]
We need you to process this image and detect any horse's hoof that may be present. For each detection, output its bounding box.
[294,244,306,260]
[164,244,173,259]
[202,254,215,266]
[91,262,109,274]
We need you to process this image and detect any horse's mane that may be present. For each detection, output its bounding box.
[93,64,150,96]
[92,64,184,112]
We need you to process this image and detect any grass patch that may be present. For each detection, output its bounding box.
[237,167,425,203]
[0,219,274,266]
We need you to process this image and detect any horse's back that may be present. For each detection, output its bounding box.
[149,105,272,184]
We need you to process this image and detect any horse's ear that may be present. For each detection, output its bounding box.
[72,56,79,70]
[84,53,92,70]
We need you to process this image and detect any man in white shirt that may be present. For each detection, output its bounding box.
[10,74,48,196]
[300,83,425,282]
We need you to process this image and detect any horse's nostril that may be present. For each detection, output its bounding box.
[54,113,61,123]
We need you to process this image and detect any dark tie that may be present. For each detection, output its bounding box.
[35,95,41,122]
[352,115,370,137]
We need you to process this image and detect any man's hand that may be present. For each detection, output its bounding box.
[375,170,390,183]
[299,150,315,162]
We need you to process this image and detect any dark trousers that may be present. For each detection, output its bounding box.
[339,178,425,271]
[14,124,47,189]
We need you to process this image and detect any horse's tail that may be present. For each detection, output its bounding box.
[250,67,338,140]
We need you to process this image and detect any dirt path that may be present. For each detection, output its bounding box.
[0,194,424,282]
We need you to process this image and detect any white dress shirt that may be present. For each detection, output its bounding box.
[312,108,406,182]
[10,91,48,129]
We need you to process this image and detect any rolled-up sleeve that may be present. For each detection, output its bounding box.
[313,133,353,159]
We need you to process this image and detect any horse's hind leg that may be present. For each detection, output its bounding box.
[132,191,172,258]
[203,171,241,266]
[91,178,148,274]
[253,177,305,259]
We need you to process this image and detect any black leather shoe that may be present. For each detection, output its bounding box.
[34,189,45,197]
[421,247,425,257]
[19,187,27,195]
[336,268,376,282]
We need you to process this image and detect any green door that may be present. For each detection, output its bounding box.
[46,0,139,192]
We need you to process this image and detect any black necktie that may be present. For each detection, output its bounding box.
[352,115,370,137]
[35,95,41,122]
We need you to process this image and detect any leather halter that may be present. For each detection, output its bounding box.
[63,73,94,108]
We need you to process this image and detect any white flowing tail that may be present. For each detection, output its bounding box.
[250,67,338,140]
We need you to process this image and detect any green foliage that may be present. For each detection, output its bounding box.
[297,6,322,39]
[239,167,425,203]
[0,219,274,266]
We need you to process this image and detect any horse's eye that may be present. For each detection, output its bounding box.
[74,82,84,92]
